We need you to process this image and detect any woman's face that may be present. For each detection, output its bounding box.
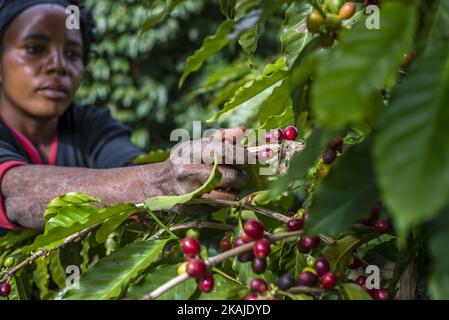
[0,4,84,119]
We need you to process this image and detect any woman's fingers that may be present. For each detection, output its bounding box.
[209,125,246,144]
[176,164,249,191]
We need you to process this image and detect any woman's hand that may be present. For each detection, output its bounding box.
[162,126,251,215]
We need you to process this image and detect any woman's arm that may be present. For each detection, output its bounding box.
[1,127,250,230]
[1,162,173,230]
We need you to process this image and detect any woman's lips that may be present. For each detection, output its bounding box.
[36,88,68,100]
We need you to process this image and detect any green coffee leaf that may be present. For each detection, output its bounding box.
[306,139,379,237]
[43,192,100,222]
[179,20,236,87]
[374,45,449,237]
[62,239,170,299]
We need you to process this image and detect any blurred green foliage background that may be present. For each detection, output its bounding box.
[76,0,281,151]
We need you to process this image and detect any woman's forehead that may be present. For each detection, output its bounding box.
[4,4,82,44]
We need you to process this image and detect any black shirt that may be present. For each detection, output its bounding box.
[0,104,146,229]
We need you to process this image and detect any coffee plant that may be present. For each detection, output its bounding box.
[0,0,448,300]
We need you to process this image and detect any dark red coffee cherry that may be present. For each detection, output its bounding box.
[277,273,295,290]
[244,293,259,300]
[250,278,268,293]
[233,237,246,248]
[186,259,206,278]
[264,129,284,143]
[374,219,391,233]
[356,275,367,286]
[238,250,254,263]
[284,126,299,141]
[323,149,337,164]
[371,288,390,300]
[253,238,270,259]
[298,236,321,254]
[330,138,344,153]
[299,271,318,286]
[181,236,201,257]
[315,257,330,276]
[321,272,336,289]
[287,218,304,231]
[252,257,267,274]
[239,231,254,243]
[0,282,11,297]
[348,256,361,269]
[219,235,232,252]
[198,274,214,293]
[243,219,264,240]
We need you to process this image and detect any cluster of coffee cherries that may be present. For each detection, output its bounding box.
[306,1,357,48]
[179,234,214,293]
[259,126,299,161]
[285,210,323,255]
[360,202,391,234]
[231,219,271,275]
[0,257,14,297]
[322,138,344,165]
[355,275,389,300]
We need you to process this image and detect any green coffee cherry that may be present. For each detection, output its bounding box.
[326,0,343,14]
[325,14,342,31]
[3,257,15,268]
[306,255,316,268]
[186,228,200,239]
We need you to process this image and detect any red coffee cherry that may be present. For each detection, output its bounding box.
[374,220,391,234]
[244,293,259,300]
[370,202,383,219]
[371,288,390,300]
[253,238,270,259]
[321,272,336,289]
[243,219,264,240]
[287,218,304,231]
[198,274,214,293]
[233,237,246,248]
[298,236,321,254]
[299,271,319,286]
[264,129,284,143]
[258,148,273,161]
[181,236,201,257]
[0,282,11,297]
[348,256,361,269]
[284,126,299,141]
[186,259,206,278]
[250,278,268,293]
[330,138,344,153]
[356,275,367,286]
[219,235,232,252]
[239,231,254,243]
[315,258,330,276]
[339,2,357,20]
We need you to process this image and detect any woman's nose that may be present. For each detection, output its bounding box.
[46,49,69,75]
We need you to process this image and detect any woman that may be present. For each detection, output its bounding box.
[0,0,249,230]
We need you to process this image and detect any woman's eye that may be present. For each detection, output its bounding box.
[66,50,82,60]
[26,45,45,55]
